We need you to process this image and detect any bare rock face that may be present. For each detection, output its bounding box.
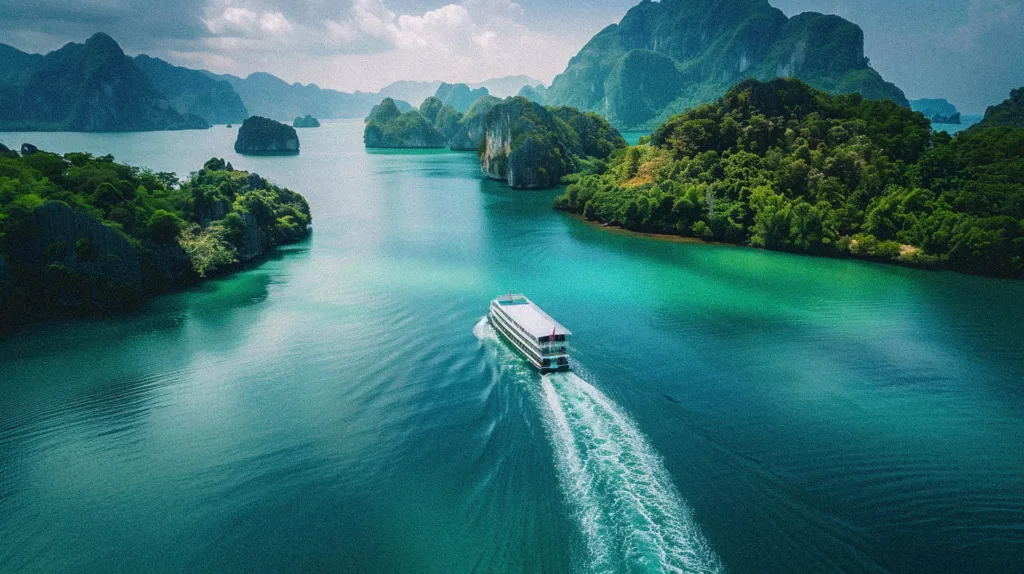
[34,201,142,283]
[7,201,145,309]
[0,255,12,309]
[238,211,262,262]
[479,99,568,189]
[448,96,502,151]
[478,97,625,190]
[234,116,300,155]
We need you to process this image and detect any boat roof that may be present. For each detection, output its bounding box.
[493,294,572,338]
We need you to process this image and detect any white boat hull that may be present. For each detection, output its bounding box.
[488,298,571,374]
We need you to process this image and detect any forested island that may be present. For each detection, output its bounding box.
[556,79,1024,278]
[364,98,448,148]
[364,90,625,189]
[0,149,311,330]
[235,116,300,155]
[479,97,627,189]
[293,115,321,128]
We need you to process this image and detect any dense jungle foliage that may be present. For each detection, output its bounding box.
[0,149,310,327]
[555,79,1024,277]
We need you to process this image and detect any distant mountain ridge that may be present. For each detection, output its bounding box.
[0,32,545,131]
[205,71,379,121]
[0,33,208,132]
[469,75,543,98]
[133,55,248,125]
[545,0,908,130]
[434,83,490,112]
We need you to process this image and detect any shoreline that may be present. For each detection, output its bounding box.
[564,213,989,278]
[568,214,740,248]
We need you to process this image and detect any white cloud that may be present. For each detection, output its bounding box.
[189,0,579,91]
[203,4,293,37]
[259,11,293,34]
[473,30,496,48]
[203,7,257,35]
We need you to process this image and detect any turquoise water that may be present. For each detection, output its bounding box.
[1,120,1023,572]
[933,114,983,134]
[621,131,649,145]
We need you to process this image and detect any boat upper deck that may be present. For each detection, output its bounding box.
[493,295,572,340]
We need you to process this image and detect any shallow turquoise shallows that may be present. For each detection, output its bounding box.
[1,121,1023,573]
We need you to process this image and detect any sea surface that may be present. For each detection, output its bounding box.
[933,114,983,134]
[1,121,1023,573]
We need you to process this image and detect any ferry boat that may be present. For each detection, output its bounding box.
[488,293,571,373]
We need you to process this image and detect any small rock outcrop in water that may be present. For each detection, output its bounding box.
[363,98,446,148]
[479,97,626,189]
[968,87,1024,131]
[911,98,961,124]
[293,115,321,128]
[234,116,300,155]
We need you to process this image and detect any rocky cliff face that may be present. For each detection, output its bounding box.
[234,116,300,155]
[0,33,209,132]
[479,107,515,183]
[6,201,144,309]
[479,97,626,190]
[239,211,262,261]
[546,0,907,130]
[0,255,12,318]
[0,151,312,330]
[449,96,502,151]
[34,201,142,283]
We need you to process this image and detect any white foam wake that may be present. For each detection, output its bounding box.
[475,318,723,572]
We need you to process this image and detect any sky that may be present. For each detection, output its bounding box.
[0,0,1021,112]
